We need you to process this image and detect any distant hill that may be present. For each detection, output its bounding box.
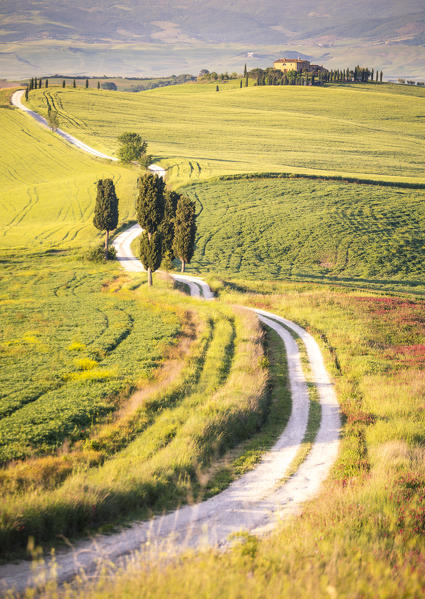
[1,1,424,79]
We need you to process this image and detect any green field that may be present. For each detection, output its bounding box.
[0,89,138,250]
[57,278,425,599]
[1,73,425,597]
[0,254,182,464]
[183,176,425,290]
[26,82,425,186]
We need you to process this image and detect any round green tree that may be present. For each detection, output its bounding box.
[117,132,148,163]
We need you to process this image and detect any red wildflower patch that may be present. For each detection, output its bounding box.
[386,345,425,367]
[391,472,425,537]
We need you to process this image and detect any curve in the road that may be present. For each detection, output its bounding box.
[2,95,340,595]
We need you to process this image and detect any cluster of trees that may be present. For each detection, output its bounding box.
[242,65,384,87]
[198,69,240,82]
[137,174,197,284]
[398,78,424,86]
[25,77,101,99]
[28,77,47,90]
[93,174,197,286]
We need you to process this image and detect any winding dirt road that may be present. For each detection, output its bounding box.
[1,94,341,595]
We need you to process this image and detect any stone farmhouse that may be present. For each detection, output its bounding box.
[273,58,327,74]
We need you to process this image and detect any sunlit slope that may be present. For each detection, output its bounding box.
[27,83,425,185]
[185,177,425,288]
[0,93,137,250]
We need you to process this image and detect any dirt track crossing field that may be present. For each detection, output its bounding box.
[1,97,341,595]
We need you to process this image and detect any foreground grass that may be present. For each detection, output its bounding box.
[0,287,271,557]
[48,279,424,599]
[0,252,181,465]
[26,82,425,185]
[183,176,425,290]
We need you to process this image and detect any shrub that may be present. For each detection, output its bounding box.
[83,245,117,263]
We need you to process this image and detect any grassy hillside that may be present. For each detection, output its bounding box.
[0,90,138,250]
[26,83,425,186]
[184,176,425,290]
[0,256,181,465]
[34,278,425,599]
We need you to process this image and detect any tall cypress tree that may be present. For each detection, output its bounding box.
[34,77,38,89]
[62,80,66,88]
[244,63,247,77]
[86,78,89,88]
[159,190,179,269]
[25,85,29,101]
[380,70,383,83]
[93,179,119,257]
[136,173,165,285]
[139,231,162,281]
[97,81,100,89]
[45,79,48,88]
[73,79,76,88]
[173,196,197,273]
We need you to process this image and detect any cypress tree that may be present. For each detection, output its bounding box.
[34,77,38,89]
[25,85,29,101]
[240,79,243,88]
[46,106,59,131]
[93,179,119,258]
[136,173,165,286]
[139,231,162,282]
[62,80,66,88]
[173,196,197,273]
[244,64,247,77]
[39,78,42,88]
[73,79,76,88]
[97,81,100,90]
[86,78,89,88]
[159,190,179,269]
[45,79,48,88]
[380,70,383,83]
[245,73,248,87]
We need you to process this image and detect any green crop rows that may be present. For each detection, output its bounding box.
[0,252,180,464]
[183,177,425,290]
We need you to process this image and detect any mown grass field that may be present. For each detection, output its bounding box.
[184,176,425,291]
[0,89,138,250]
[52,278,425,599]
[26,82,425,186]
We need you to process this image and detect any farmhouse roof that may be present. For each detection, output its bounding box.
[274,58,309,63]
